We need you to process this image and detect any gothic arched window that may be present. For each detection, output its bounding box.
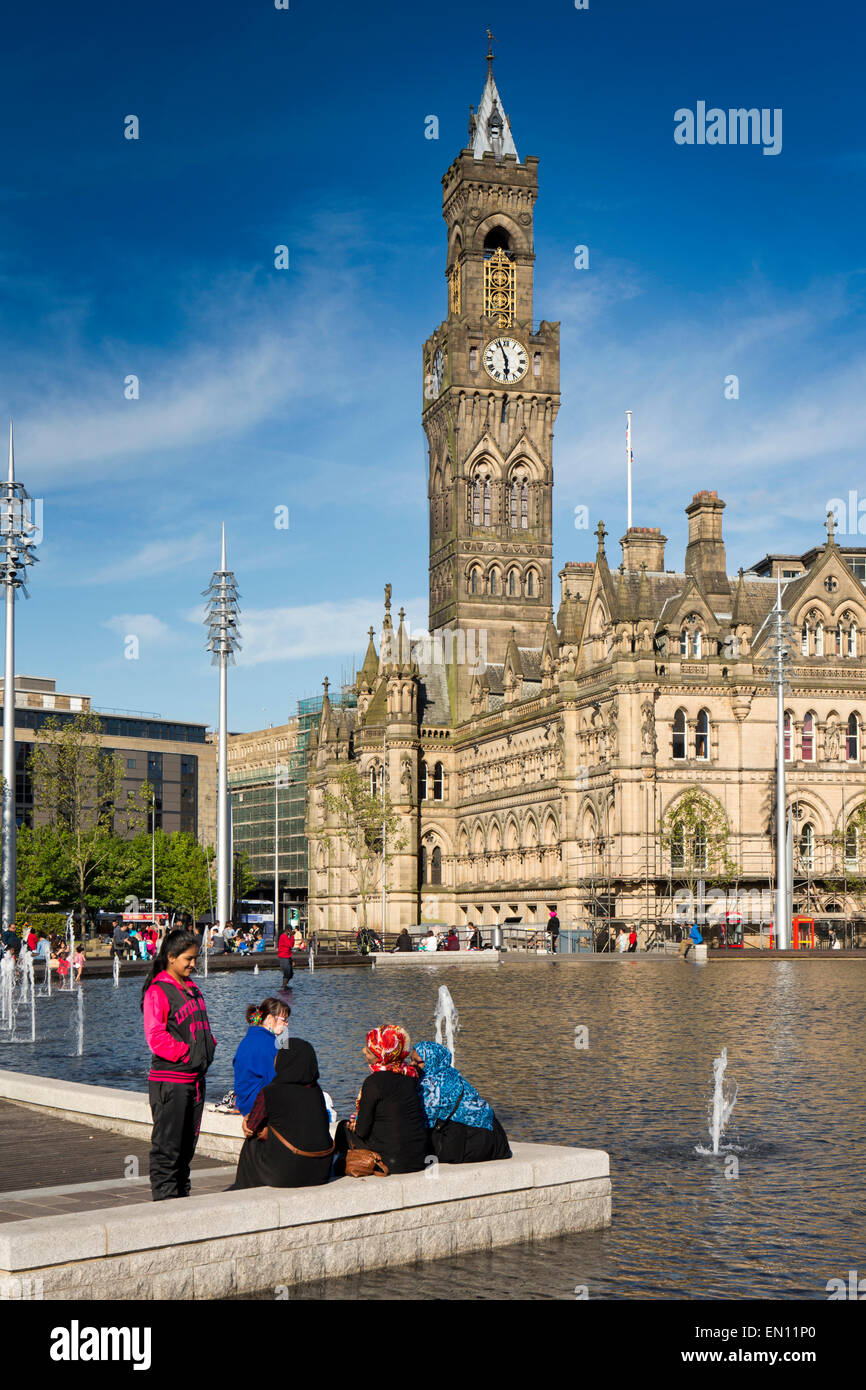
[815,622,824,656]
[433,762,444,800]
[508,569,517,596]
[695,709,710,760]
[489,569,498,595]
[526,570,535,597]
[847,712,860,761]
[801,621,809,656]
[483,478,491,527]
[431,845,442,884]
[802,713,814,761]
[799,822,815,870]
[784,712,793,762]
[419,760,428,799]
[671,822,685,869]
[692,630,702,658]
[369,766,378,797]
[680,629,689,656]
[509,480,518,528]
[849,622,858,658]
[471,478,481,526]
[694,822,708,870]
[469,567,479,595]
[672,708,686,760]
[845,823,859,869]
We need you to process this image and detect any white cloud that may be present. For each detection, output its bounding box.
[103,613,175,643]
[191,596,430,667]
[87,533,214,585]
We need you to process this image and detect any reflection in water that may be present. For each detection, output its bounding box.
[2,958,864,1299]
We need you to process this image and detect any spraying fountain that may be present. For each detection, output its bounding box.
[706,1047,738,1154]
[434,984,459,1061]
[0,948,36,1042]
[0,952,15,1029]
[113,955,120,988]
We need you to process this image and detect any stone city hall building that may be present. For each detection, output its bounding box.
[305,54,866,941]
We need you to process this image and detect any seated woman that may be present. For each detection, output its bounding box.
[444,927,460,951]
[334,1025,427,1176]
[232,1039,333,1190]
[413,1041,512,1164]
[233,998,290,1119]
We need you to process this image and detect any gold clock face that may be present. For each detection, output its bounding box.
[483,337,527,383]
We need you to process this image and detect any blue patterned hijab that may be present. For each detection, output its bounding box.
[414,1041,494,1131]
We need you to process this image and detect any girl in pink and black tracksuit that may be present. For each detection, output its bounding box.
[141,929,217,1201]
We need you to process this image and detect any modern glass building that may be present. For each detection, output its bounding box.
[229,690,357,932]
[1,676,213,843]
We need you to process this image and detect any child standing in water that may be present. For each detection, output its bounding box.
[141,929,217,1201]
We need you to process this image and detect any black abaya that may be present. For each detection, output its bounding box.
[233,1039,333,1190]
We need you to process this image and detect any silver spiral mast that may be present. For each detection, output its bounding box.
[203,524,240,930]
[0,422,38,932]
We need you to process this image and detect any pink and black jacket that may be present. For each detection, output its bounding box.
[144,971,217,1085]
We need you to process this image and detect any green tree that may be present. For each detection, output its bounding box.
[322,763,406,932]
[163,833,215,924]
[660,788,738,926]
[28,711,148,927]
[17,823,73,910]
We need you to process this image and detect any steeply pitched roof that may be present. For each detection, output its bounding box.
[469,71,519,161]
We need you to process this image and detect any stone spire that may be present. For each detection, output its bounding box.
[396,607,410,666]
[730,567,747,626]
[318,675,334,742]
[359,626,378,687]
[468,32,519,162]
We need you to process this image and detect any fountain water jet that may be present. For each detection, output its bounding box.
[708,1047,738,1154]
[433,984,459,1061]
[0,952,15,1029]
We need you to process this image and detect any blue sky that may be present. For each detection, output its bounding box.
[1,0,863,730]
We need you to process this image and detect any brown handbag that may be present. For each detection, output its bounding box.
[345,1147,390,1177]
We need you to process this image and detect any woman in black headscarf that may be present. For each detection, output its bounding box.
[231,1038,334,1189]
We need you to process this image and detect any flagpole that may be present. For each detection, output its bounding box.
[626,410,633,531]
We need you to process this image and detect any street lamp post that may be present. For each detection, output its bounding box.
[0,422,38,932]
[274,737,280,939]
[769,577,794,951]
[203,525,240,931]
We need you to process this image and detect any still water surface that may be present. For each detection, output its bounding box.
[2,957,864,1299]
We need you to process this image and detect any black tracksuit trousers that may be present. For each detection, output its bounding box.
[149,1078,205,1200]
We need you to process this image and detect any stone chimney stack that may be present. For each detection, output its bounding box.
[619,526,667,572]
[684,491,730,599]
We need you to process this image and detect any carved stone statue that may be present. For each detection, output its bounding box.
[826,719,842,760]
[606,699,618,759]
[400,757,412,795]
[641,699,657,756]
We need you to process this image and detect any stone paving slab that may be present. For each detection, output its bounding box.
[0,1100,233,1211]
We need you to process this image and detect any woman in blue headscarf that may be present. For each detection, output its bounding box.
[412,1041,511,1164]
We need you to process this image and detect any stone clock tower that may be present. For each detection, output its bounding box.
[422,41,560,720]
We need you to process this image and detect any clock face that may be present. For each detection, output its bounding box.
[483,337,527,384]
[431,347,445,396]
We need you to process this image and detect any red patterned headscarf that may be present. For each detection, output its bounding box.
[365,1024,418,1077]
